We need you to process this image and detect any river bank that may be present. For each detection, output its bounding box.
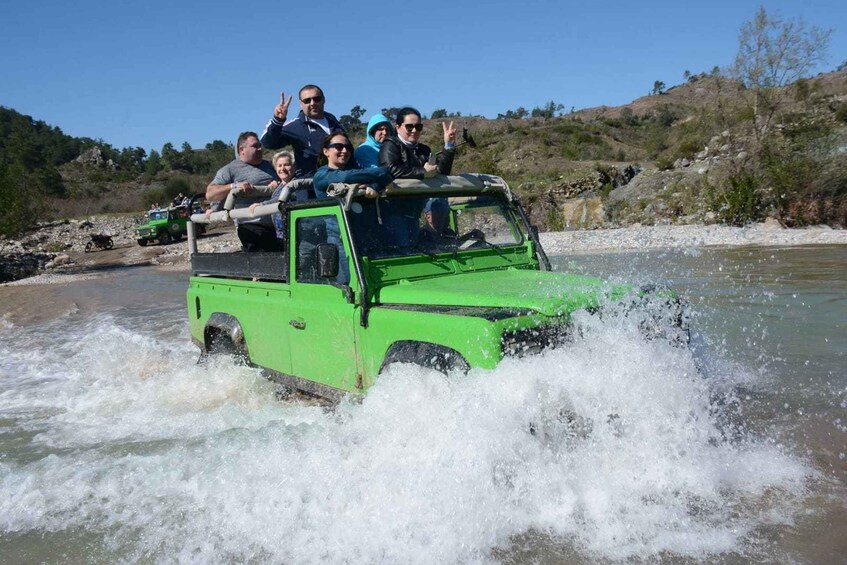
[2,220,846,286]
[539,220,847,254]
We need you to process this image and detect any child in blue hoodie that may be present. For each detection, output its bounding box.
[354,114,395,168]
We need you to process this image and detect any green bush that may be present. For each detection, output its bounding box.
[655,155,675,170]
[142,188,167,208]
[674,135,703,159]
[713,172,767,225]
[164,176,191,201]
[546,208,564,231]
[0,164,41,237]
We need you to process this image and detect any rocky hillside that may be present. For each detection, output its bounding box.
[6,68,847,233]
[3,68,845,281]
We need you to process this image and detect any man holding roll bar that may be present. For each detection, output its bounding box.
[206,131,281,252]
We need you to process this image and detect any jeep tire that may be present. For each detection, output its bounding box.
[380,341,470,375]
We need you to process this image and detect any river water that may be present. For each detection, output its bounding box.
[0,246,845,563]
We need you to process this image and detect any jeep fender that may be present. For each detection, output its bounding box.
[379,341,470,375]
[204,313,249,360]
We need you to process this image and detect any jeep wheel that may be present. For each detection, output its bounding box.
[207,333,249,365]
[85,242,93,253]
[105,239,114,250]
[137,239,148,246]
[379,341,470,375]
[159,231,172,245]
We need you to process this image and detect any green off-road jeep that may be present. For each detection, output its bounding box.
[136,205,202,246]
[186,174,686,402]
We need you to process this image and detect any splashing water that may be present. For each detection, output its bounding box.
[0,301,814,563]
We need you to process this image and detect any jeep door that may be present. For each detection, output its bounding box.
[288,209,361,393]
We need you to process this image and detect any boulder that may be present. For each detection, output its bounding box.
[75,147,106,167]
[562,197,605,228]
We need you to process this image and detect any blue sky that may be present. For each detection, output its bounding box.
[1,0,844,154]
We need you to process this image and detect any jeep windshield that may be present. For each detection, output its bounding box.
[149,210,168,221]
[347,194,524,259]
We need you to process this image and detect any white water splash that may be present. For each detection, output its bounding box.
[0,311,813,563]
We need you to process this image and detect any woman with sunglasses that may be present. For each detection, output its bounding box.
[309,133,394,283]
[354,114,395,169]
[312,133,393,199]
[375,108,457,246]
[378,107,456,179]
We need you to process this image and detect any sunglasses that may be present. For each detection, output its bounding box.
[327,143,352,152]
[301,95,324,104]
[403,123,423,132]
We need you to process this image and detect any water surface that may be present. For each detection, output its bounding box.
[1,247,845,563]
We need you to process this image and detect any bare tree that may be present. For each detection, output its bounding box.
[730,7,831,141]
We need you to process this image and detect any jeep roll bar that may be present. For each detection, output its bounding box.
[325,173,550,272]
[185,174,550,321]
[185,179,313,255]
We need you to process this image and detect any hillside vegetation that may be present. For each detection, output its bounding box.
[2,10,845,236]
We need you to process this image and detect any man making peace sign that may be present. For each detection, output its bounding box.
[260,84,345,201]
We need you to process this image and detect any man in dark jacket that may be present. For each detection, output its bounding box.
[260,84,345,200]
[379,107,456,179]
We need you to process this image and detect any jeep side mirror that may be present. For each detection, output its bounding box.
[317,243,339,279]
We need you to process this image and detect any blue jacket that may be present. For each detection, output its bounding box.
[354,114,394,169]
[260,110,345,180]
[312,165,394,199]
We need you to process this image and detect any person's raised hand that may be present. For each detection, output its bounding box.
[442,121,456,145]
[274,92,292,120]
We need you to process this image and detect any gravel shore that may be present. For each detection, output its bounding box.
[540,222,847,254]
[2,220,846,287]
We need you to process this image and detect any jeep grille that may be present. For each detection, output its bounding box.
[501,324,571,358]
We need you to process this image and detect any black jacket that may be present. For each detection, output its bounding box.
[378,136,455,179]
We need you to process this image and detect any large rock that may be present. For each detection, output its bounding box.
[0,250,56,283]
[525,165,641,229]
[562,197,605,228]
[75,147,106,167]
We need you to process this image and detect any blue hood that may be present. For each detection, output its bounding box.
[365,114,393,145]
[355,114,394,168]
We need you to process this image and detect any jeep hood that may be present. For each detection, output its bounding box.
[375,270,629,317]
